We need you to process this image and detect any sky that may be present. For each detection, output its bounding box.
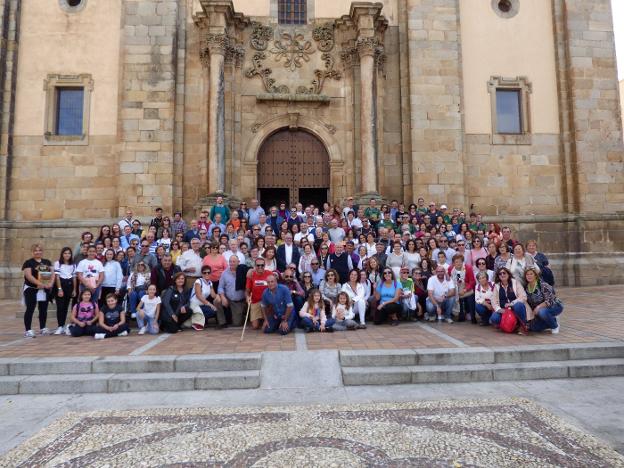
[613,0,624,79]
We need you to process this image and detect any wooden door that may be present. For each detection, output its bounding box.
[257,129,329,207]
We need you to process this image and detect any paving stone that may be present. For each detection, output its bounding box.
[0,376,24,395]
[195,370,261,389]
[9,357,96,375]
[416,347,494,365]
[108,372,196,393]
[339,349,417,367]
[19,374,111,394]
[341,367,412,386]
[175,353,261,372]
[92,356,176,373]
[567,358,624,378]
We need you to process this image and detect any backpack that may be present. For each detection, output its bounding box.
[500,307,517,334]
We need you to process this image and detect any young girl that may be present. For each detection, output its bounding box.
[136,284,161,335]
[299,289,332,332]
[94,293,130,339]
[332,292,358,331]
[68,289,99,337]
[54,247,76,335]
[399,267,417,320]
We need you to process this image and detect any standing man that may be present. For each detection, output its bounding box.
[276,233,301,272]
[184,219,200,243]
[328,219,346,243]
[326,242,353,284]
[364,199,381,229]
[120,225,140,251]
[260,274,296,335]
[223,239,246,265]
[210,195,231,224]
[247,199,265,227]
[246,257,273,330]
[171,211,187,236]
[217,255,247,326]
[177,238,203,289]
[118,209,136,232]
[150,207,164,230]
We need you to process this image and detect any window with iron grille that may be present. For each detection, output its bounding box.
[278,0,306,24]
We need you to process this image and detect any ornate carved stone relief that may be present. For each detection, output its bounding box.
[270,32,315,71]
[250,22,273,51]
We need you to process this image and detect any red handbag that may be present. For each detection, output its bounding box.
[500,307,517,334]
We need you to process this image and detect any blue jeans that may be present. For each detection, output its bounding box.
[137,313,159,334]
[490,302,527,326]
[425,297,456,320]
[530,302,563,332]
[264,312,299,335]
[128,287,146,314]
[475,303,493,325]
[301,317,336,331]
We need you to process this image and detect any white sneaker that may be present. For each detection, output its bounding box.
[54,326,65,335]
[445,318,454,324]
[65,326,73,336]
[40,328,51,336]
[24,330,36,338]
[131,312,137,319]
[118,330,129,337]
[551,325,560,335]
[138,326,147,335]
[94,333,106,340]
[437,316,443,322]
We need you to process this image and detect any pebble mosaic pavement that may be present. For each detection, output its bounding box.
[1,399,623,467]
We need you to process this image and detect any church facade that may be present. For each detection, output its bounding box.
[0,0,623,295]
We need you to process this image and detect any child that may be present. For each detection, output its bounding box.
[67,289,99,337]
[94,293,130,339]
[332,292,358,331]
[136,284,161,335]
[299,289,333,332]
[399,268,417,320]
[436,251,450,273]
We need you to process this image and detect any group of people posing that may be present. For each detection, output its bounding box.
[20,196,563,338]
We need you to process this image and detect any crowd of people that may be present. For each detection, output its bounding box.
[21,196,563,339]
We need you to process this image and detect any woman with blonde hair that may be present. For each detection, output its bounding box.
[525,266,563,334]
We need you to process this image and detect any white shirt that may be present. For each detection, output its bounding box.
[284,244,293,265]
[427,275,454,302]
[223,250,245,265]
[54,261,75,280]
[76,258,104,279]
[177,250,203,278]
[191,278,213,306]
[140,295,161,317]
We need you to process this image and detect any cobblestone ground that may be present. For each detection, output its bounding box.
[1,399,623,467]
[0,285,621,357]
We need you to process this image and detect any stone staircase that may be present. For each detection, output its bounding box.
[340,343,624,385]
[0,354,261,394]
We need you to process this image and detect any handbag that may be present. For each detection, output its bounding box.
[500,307,517,334]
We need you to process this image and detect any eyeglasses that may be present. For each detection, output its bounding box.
[383,271,393,275]
[253,228,260,231]
[141,244,149,248]
[303,275,311,278]
[498,272,508,276]
[284,276,293,279]
[241,203,247,205]
[202,271,211,275]
[200,217,206,219]
[256,264,265,267]
[327,273,335,277]
[458,243,465,246]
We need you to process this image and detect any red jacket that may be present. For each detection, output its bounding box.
[447,264,476,293]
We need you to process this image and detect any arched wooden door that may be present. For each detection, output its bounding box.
[257,129,330,208]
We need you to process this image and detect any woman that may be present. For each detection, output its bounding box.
[127,261,150,318]
[110,237,122,254]
[356,245,369,270]
[53,247,76,335]
[506,243,539,288]
[525,267,563,334]
[464,230,475,250]
[456,223,469,242]
[299,289,332,332]
[468,237,488,268]
[157,228,172,252]
[419,258,435,284]
[298,243,317,275]
[319,268,341,309]
[474,271,495,326]
[526,240,555,286]
[491,266,531,334]
[97,225,111,243]
[487,223,503,248]
[156,217,172,240]
[365,233,377,257]
[342,269,367,328]
[202,242,228,287]
[374,268,402,326]
[262,245,278,272]
[160,272,191,333]
[111,224,122,239]
[22,244,55,337]
[475,258,495,282]
[189,266,221,331]
[386,241,407,280]
[494,243,512,273]
[255,237,266,256]
[404,240,421,272]
[366,257,382,288]
[100,249,123,308]
[301,272,316,299]
[411,268,427,319]
[448,254,476,323]
[485,241,498,271]
[426,238,438,255]
[170,241,182,265]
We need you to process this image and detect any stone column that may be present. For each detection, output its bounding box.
[205,33,227,194]
[357,36,379,195]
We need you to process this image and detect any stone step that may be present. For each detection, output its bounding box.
[0,370,261,395]
[339,342,624,367]
[341,358,624,385]
[0,353,261,376]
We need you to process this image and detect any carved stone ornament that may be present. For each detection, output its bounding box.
[323,122,337,134]
[356,36,379,58]
[270,31,315,72]
[250,22,273,51]
[340,47,359,69]
[312,23,335,52]
[245,52,290,94]
[226,42,246,68]
[296,53,342,95]
[251,123,262,133]
[200,33,229,67]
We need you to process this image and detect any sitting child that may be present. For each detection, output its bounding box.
[67,289,99,337]
[136,284,161,335]
[331,292,358,331]
[299,289,333,332]
[94,293,130,339]
[399,268,417,320]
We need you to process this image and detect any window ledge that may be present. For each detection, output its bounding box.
[43,134,89,146]
[491,133,532,145]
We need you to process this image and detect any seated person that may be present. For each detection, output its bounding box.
[189,266,225,330]
[67,289,99,337]
[160,272,191,333]
[94,293,130,339]
[490,267,531,335]
[425,265,456,323]
[136,284,161,335]
[260,274,297,335]
[525,267,563,334]
[299,289,333,333]
[332,292,358,331]
[474,271,495,326]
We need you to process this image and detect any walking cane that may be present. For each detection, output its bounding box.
[240,301,252,341]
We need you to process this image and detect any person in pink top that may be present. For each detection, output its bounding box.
[201,242,227,287]
[447,253,476,323]
[468,237,488,269]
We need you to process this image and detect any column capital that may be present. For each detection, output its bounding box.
[200,33,229,67]
[356,36,380,58]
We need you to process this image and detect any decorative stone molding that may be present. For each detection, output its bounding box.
[245,52,290,93]
[250,22,273,51]
[296,53,342,95]
[200,33,230,68]
[225,41,245,67]
[312,23,335,52]
[340,46,359,69]
[356,37,379,58]
[323,122,337,134]
[270,31,315,72]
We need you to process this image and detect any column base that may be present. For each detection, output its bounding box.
[194,192,242,213]
[353,192,386,207]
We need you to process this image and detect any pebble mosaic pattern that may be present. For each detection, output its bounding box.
[2,399,623,467]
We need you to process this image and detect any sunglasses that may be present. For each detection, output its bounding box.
[284,276,294,279]
[498,272,508,276]
[202,271,211,274]
[256,264,265,267]
[383,271,393,275]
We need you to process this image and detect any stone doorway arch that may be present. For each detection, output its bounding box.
[257,128,330,208]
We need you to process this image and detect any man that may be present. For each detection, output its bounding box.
[223,239,246,265]
[347,211,362,232]
[276,233,301,272]
[372,242,388,270]
[208,213,226,237]
[432,237,456,264]
[184,219,200,243]
[389,199,399,221]
[177,238,203,289]
[150,207,164,230]
[217,255,247,326]
[310,258,326,287]
[256,213,269,235]
[260,274,297,335]
[416,197,428,215]
[118,209,135,231]
[502,226,515,249]
[425,265,456,323]
[131,219,143,238]
[198,212,211,232]
[326,242,353,284]
[440,204,451,224]
[150,254,181,295]
[379,211,396,232]
[327,219,346,244]
[286,208,303,231]
[210,195,230,223]
[364,198,381,228]
[120,225,140,251]
[345,241,360,267]
[144,232,158,255]
[246,258,273,330]
[267,206,284,233]
[428,202,441,219]
[342,197,357,219]
[132,240,158,271]
[74,231,94,258]
[171,211,187,235]
[280,267,305,313]
[247,198,265,227]
[360,218,375,237]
